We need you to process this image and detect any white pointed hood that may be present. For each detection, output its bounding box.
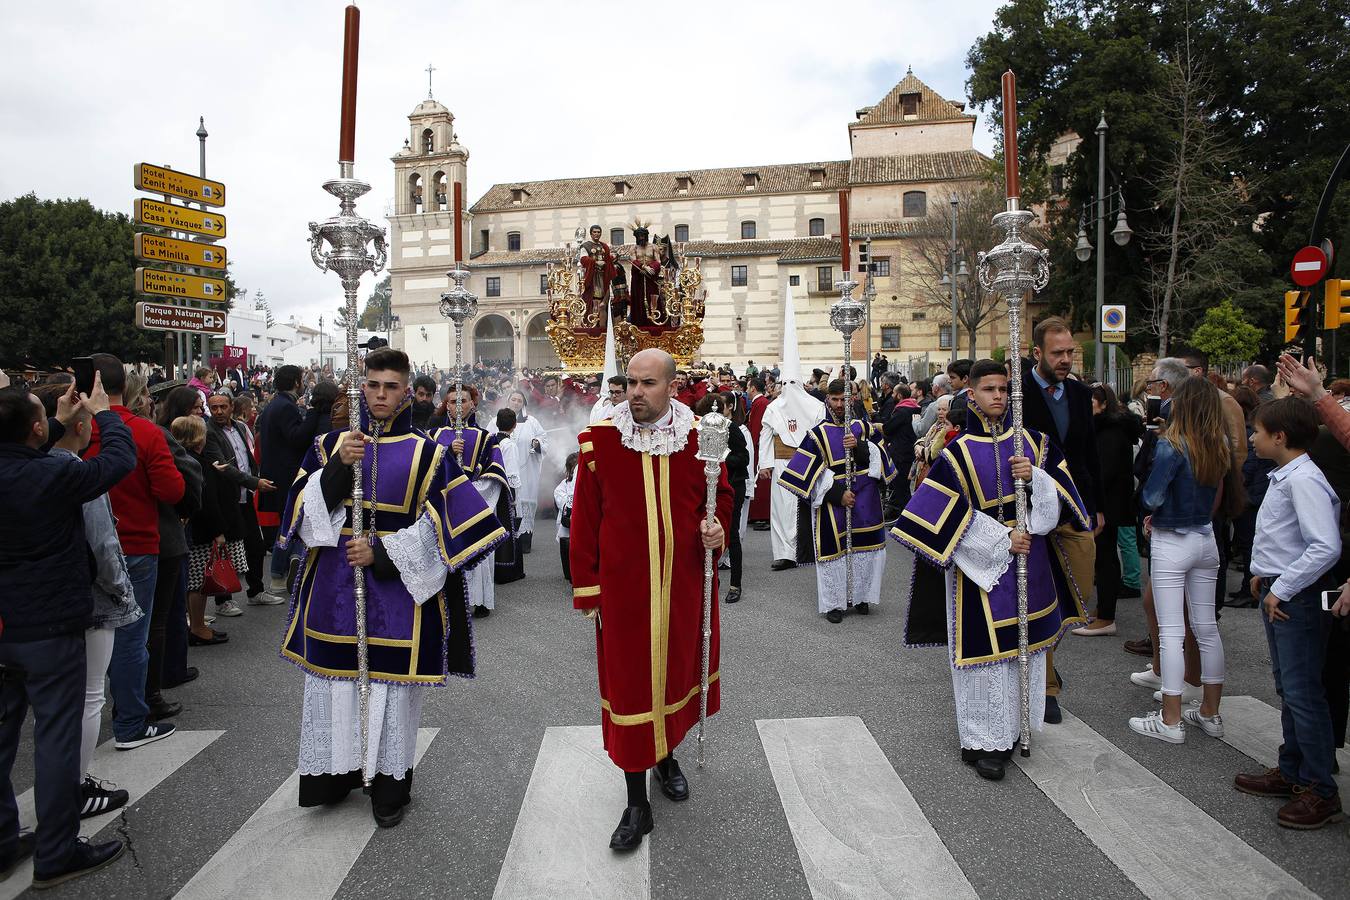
[590,303,619,423]
[761,281,823,448]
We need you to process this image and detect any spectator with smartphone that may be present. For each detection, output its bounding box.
[0,375,131,884]
[1237,397,1343,829]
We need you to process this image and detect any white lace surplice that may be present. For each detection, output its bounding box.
[811,445,887,614]
[464,479,500,610]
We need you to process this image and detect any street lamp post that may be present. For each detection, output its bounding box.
[1076,113,1132,386]
[939,196,971,362]
[318,316,325,368]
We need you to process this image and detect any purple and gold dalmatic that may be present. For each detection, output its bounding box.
[891,410,1089,667]
[778,419,896,562]
[429,423,508,488]
[279,396,506,685]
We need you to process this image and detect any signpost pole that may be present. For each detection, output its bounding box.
[196,118,209,371]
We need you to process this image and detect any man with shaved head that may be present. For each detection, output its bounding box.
[571,347,734,851]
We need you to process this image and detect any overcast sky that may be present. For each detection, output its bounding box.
[0,0,1003,332]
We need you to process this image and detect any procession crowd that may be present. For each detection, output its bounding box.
[1,323,1348,884]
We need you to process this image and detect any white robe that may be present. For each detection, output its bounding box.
[507,415,547,533]
[810,444,887,614]
[467,479,501,610]
[759,423,798,562]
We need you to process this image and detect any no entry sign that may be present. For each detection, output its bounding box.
[1291,245,1329,287]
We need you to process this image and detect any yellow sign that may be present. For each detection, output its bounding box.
[135,163,225,207]
[135,267,227,302]
[134,233,226,270]
[1323,279,1350,330]
[134,198,226,239]
[1103,331,1126,344]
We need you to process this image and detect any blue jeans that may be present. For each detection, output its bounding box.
[1261,581,1337,798]
[109,554,157,741]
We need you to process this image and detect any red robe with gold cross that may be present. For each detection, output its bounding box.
[570,407,734,771]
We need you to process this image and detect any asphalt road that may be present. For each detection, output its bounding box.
[5,520,1347,899]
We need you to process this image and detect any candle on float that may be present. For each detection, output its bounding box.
[1001,70,1019,201]
[838,190,851,273]
[338,4,360,164]
[453,181,464,263]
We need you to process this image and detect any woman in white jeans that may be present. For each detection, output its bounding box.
[1131,377,1230,743]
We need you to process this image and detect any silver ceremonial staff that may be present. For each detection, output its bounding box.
[976,71,1049,758]
[830,274,866,608]
[439,264,478,465]
[694,410,730,769]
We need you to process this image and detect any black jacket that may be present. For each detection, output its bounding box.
[1094,411,1143,527]
[0,411,136,641]
[726,422,749,486]
[256,392,322,514]
[186,447,245,545]
[884,404,921,469]
[1019,362,1103,520]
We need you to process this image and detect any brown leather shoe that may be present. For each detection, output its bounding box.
[1123,637,1152,657]
[1277,787,1344,830]
[1234,767,1295,798]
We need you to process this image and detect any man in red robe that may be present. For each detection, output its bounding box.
[745,374,771,527]
[571,348,733,852]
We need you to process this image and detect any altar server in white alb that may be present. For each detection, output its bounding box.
[496,390,548,553]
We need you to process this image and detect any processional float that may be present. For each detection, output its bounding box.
[306,2,388,785]
[976,71,1051,758]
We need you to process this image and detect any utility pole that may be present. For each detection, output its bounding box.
[1094,113,1107,385]
[950,195,959,363]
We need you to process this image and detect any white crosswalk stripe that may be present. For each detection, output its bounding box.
[492,725,650,900]
[758,716,978,900]
[1016,710,1316,900]
[1214,695,1350,795]
[172,728,439,900]
[0,729,222,900]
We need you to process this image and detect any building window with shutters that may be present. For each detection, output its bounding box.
[741,221,756,240]
[808,217,825,237]
[610,228,624,246]
[730,265,748,287]
[674,224,689,242]
[881,326,901,349]
[507,232,521,252]
[817,266,832,292]
[486,277,501,297]
[939,325,953,349]
[871,256,891,277]
[911,311,926,321]
[539,273,549,295]
[789,275,800,287]
[903,190,928,218]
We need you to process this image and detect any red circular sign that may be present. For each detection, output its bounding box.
[1291,245,1328,287]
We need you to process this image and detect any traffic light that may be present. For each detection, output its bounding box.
[1324,279,1350,330]
[1285,290,1310,344]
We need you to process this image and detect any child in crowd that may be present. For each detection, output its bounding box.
[1238,397,1344,830]
[555,452,578,584]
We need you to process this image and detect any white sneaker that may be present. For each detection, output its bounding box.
[1129,668,1162,690]
[1129,710,1185,744]
[215,599,244,617]
[1152,684,1203,704]
[247,592,287,606]
[1182,707,1225,738]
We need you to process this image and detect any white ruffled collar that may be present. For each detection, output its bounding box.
[610,399,694,456]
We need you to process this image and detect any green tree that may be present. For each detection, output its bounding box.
[1189,298,1262,364]
[335,273,391,333]
[0,194,237,367]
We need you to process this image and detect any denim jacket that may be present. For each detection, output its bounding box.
[50,448,143,630]
[1141,438,1217,529]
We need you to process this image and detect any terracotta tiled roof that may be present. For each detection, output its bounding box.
[472,160,850,213]
[848,150,989,185]
[849,220,928,239]
[468,237,841,268]
[853,71,976,127]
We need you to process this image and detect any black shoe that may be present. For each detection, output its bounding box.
[520,533,533,554]
[855,602,870,615]
[79,777,129,820]
[147,699,181,722]
[163,667,199,689]
[372,802,405,828]
[609,804,654,851]
[114,721,176,751]
[1228,595,1259,609]
[825,609,844,624]
[0,832,35,878]
[1118,585,1142,600]
[473,605,491,618]
[770,559,797,571]
[1044,696,1063,724]
[974,758,1006,781]
[725,587,741,604]
[31,838,124,889]
[286,554,302,595]
[652,759,689,802]
[188,629,228,646]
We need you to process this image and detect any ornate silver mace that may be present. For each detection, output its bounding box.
[308,165,388,786]
[439,264,478,464]
[694,410,730,769]
[830,274,866,609]
[977,205,1049,760]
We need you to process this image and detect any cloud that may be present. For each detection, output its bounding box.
[0,0,1002,332]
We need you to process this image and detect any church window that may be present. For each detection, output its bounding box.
[901,92,920,118]
[872,256,891,277]
[939,325,953,349]
[808,217,825,237]
[816,266,833,292]
[789,275,800,287]
[511,188,527,204]
[610,228,624,246]
[540,274,549,295]
[730,265,748,287]
[743,172,759,190]
[674,224,689,242]
[809,167,826,186]
[479,229,490,252]
[422,128,434,153]
[881,326,901,349]
[507,232,521,252]
[903,190,927,218]
[486,277,501,297]
[434,172,448,210]
[676,176,692,194]
[740,221,756,240]
[408,173,423,213]
[613,181,629,197]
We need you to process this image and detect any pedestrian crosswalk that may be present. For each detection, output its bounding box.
[0,700,1339,899]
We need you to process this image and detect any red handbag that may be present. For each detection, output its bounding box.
[200,542,242,595]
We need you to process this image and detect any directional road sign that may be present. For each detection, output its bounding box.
[134,198,226,239]
[134,233,227,270]
[1291,245,1329,288]
[135,163,226,207]
[135,302,227,335]
[135,267,227,302]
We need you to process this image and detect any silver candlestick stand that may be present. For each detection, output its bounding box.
[439,264,478,465]
[308,162,388,786]
[694,410,730,769]
[830,273,866,609]
[976,202,1049,758]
